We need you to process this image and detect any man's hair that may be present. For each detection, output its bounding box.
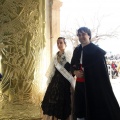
[77,27,91,39]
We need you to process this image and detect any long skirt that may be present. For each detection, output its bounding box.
[41,71,72,120]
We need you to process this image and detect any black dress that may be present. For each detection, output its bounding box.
[41,62,71,119]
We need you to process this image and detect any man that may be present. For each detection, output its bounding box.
[71,27,120,120]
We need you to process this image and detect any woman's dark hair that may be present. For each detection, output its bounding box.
[77,27,91,40]
[57,37,66,45]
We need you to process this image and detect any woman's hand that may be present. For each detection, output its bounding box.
[74,70,84,78]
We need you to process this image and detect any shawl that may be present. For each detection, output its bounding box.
[45,50,73,85]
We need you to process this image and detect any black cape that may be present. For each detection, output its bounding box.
[71,43,120,120]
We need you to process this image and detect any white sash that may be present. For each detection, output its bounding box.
[54,57,75,89]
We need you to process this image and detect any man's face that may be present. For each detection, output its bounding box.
[77,31,90,45]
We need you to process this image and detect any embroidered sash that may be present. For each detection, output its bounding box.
[54,57,75,89]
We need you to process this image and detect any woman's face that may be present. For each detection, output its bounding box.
[57,38,66,52]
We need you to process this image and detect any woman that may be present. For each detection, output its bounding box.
[41,37,74,120]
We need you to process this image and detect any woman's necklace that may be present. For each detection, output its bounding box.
[57,51,66,65]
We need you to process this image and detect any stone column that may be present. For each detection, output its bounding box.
[50,0,62,56]
[0,0,45,119]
